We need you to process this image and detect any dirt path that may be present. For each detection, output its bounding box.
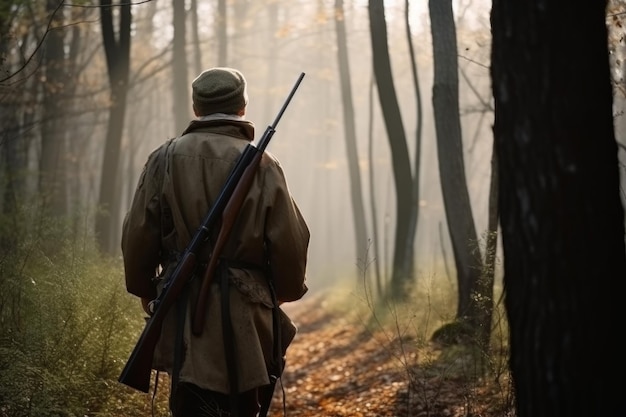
[270,292,515,417]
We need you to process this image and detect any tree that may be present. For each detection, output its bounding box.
[368,0,414,300]
[491,1,624,415]
[404,0,424,288]
[0,1,24,253]
[190,0,203,76]
[429,0,491,346]
[172,0,189,134]
[217,0,227,66]
[334,0,368,281]
[39,0,67,218]
[40,1,87,226]
[96,0,131,253]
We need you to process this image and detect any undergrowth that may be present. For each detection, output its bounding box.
[0,202,516,416]
[0,204,156,417]
[316,261,516,416]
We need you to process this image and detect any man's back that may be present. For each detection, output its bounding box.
[121,67,309,417]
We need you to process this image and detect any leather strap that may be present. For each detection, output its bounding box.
[220,261,240,415]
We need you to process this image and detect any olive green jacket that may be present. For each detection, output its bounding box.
[121,116,309,393]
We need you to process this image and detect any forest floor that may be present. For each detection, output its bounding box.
[269,289,516,417]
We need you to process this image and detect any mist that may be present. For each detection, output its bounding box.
[111,0,495,294]
[4,0,623,297]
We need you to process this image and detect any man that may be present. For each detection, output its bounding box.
[121,67,310,416]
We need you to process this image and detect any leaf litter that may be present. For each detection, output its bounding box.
[271,291,515,417]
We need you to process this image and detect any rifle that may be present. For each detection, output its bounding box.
[118,72,305,393]
[191,72,305,333]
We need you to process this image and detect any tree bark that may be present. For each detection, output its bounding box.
[40,0,67,218]
[217,0,227,66]
[190,0,203,76]
[404,0,423,291]
[429,0,483,325]
[96,0,131,253]
[173,0,189,133]
[335,0,368,280]
[368,0,414,300]
[492,0,624,414]
[367,75,384,297]
[0,4,24,247]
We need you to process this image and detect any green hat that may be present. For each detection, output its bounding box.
[192,67,248,115]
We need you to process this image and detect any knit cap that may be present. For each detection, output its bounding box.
[192,67,249,115]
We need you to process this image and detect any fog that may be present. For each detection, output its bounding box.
[2,0,624,298]
[15,1,626,297]
[96,0,495,295]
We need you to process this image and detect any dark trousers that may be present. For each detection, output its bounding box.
[170,382,260,417]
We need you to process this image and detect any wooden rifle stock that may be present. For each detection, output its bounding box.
[118,252,197,392]
[118,72,304,392]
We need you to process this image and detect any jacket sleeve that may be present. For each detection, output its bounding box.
[263,160,310,303]
[121,148,164,300]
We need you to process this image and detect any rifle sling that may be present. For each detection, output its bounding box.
[218,258,283,417]
[156,137,188,406]
[220,261,240,416]
[157,138,176,248]
[170,284,189,410]
[155,134,280,415]
[259,271,283,417]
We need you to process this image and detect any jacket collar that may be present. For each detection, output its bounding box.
[182,117,255,141]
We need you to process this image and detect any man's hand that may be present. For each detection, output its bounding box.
[141,298,153,315]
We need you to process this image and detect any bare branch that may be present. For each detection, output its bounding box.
[0,0,65,84]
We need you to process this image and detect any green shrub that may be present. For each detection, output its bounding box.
[0,205,147,416]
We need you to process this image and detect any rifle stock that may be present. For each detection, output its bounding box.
[118,72,305,393]
[118,252,197,392]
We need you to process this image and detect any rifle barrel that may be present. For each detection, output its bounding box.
[118,72,305,393]
[257,72,305,151]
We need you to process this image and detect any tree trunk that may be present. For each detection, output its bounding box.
[173,0,189,133]
[429,0,483,325]
[404,0,424,288]
[190,0,203,76]
[368,0,414,301]
[96,0,131,254]
[217,0,227,66]
[492,0,624,414]
[335,0,368,280]
[40,0,67,219]
[367,74,384,297]
[262,1,279,124]
[0,6,24,250]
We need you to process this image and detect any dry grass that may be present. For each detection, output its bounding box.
[272,285,515,417]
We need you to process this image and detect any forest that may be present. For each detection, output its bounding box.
[1,0,625,416]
